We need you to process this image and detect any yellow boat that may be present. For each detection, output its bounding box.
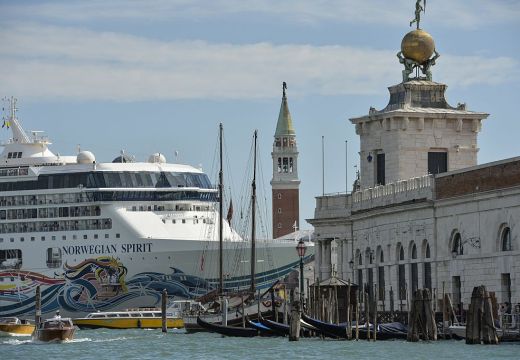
[0,317,35,336]
[73,308,184,329]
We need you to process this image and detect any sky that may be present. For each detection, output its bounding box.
[0,0,519,232]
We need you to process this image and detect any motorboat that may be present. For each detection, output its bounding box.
[32,311,75,342]
[73,307,183,329]
[0,317,34,336]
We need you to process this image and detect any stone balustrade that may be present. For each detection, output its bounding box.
[352,174,434,212]
[313,175,433,219]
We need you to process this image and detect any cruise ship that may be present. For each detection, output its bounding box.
[0,98,313,318]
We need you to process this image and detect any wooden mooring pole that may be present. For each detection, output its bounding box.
[346,279,352,340]
[365,286,370,341]
[289,300,301,342]
[466,285,498,345]
[442,282,446,339]
[161,289,167,333]
[35,285,41,328]
[373,284,378,342]
[407,288,437,342]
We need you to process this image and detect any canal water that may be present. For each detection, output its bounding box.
[2,329,518,360]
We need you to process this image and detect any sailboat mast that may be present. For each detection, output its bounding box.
[219,123,224,295]
[250,130,257,294]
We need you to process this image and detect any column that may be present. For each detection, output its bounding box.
[315,240,322,281]
[322,239,332,280]
[337,239,344,279]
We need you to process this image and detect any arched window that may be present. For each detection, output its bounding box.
[365,247,373,265]
[377,246,385,301]
[452,232,463,256]
[357,250,364,299]
[399,246,405,261]
[501,227,512,251]
[425,243,431,258]
[409,241,418,292]
[411,242,417,259]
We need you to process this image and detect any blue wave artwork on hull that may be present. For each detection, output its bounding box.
[0,255,306,317]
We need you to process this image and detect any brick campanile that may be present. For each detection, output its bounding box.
[271,82,300,238]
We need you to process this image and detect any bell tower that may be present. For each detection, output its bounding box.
[271,82,300,238]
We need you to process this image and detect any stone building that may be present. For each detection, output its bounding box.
[308,26,519,313]
[271,83,300,238]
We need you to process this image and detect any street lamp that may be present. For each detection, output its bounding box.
[296,239,307,306]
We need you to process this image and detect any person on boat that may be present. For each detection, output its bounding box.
[55,310,61,319]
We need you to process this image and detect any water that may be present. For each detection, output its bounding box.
[1,329,518,360]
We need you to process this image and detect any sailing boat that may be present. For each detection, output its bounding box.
[186,127,273,334]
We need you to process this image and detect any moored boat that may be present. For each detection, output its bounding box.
[196,316,258,337]
[301,313,408,340]
[259,316,290,337]
[32,311,75,342]
[73,307,184,329]
[0,317,35,336]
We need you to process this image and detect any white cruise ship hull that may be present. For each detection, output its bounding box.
[1,232,312,318]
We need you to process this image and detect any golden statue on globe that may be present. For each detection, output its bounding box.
[396,0,440,82]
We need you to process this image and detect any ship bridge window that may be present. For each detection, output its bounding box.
[46,247,62,268]
[0,249,22,269]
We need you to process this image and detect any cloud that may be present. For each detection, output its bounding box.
[0,24,517,101]
[3,0,519,29]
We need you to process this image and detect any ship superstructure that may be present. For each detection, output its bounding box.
[0,98,312,318]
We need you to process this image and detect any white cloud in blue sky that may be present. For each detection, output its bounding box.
[5,0,520,28]
[1,22,517,101]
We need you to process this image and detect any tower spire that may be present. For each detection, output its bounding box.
[271,82,300,238]
[275,82,295,137]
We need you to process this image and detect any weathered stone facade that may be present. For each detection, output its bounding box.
[309,79,519,312]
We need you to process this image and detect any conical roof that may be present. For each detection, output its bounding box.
[275,92,295,137]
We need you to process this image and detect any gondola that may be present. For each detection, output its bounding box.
[301,313,348,339]
[258,316,290,337]
[196,316,258,337]
[246,318,279,337]
[301,313,408,340]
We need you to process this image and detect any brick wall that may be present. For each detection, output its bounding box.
[272,189,299,238]
[435,159,520,199]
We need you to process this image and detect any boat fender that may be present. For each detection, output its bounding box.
[137,319,142,329]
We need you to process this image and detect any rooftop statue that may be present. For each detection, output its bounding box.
[410,0,425,30]
[397,0,439,82]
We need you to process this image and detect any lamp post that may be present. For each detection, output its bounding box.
[296,239,307,306]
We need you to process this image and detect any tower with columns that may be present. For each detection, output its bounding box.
[271,82,300,238]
